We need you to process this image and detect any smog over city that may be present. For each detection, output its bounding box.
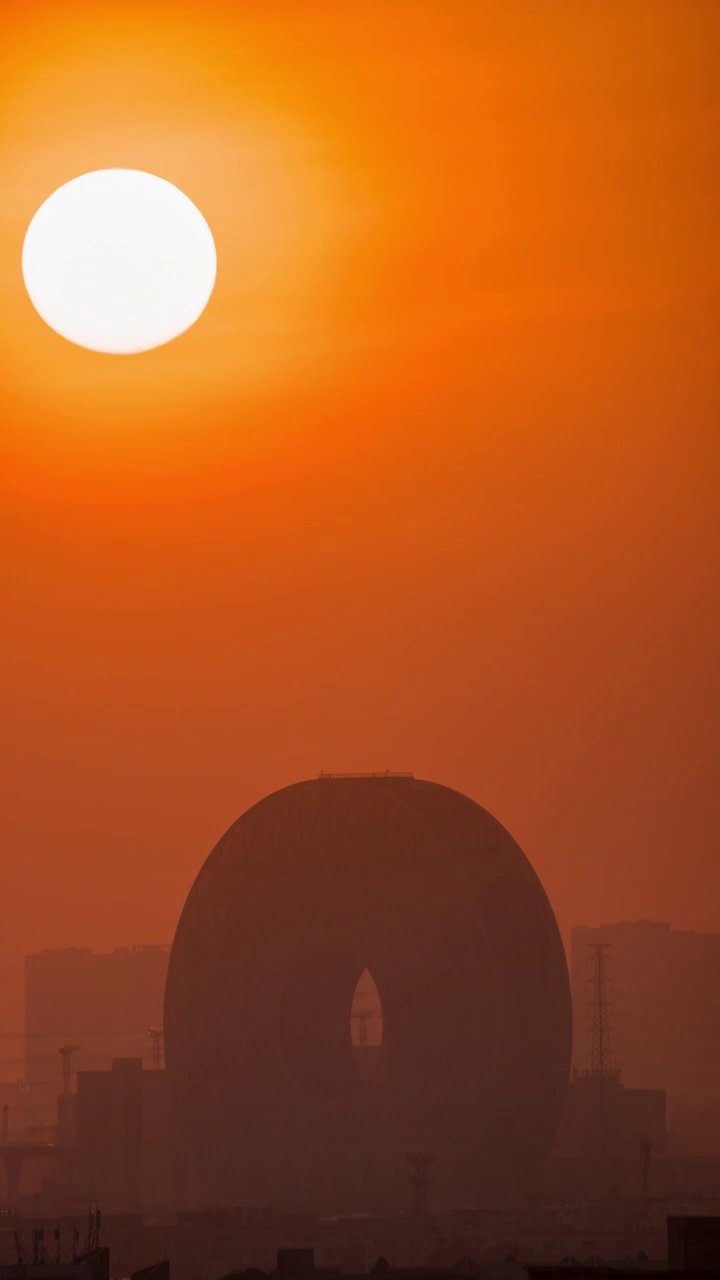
[1,5,718,1280]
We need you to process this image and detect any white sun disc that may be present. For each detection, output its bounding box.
[22,168,217,355]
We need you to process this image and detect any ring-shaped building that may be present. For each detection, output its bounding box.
[165,776,571,1210]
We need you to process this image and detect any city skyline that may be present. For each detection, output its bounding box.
[0,0,718,1251]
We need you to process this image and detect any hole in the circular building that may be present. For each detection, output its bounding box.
[350,967,383,1083]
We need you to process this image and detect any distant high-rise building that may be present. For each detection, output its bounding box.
[77,1057,180,1211]
[571,922,720,1103]
[24,946,169,1116]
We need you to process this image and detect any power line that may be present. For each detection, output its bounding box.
[0,1028,161,1040]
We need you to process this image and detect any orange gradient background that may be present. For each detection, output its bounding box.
[1,1,719,1047]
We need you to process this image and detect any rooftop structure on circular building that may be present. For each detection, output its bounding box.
[164,775,572,1211]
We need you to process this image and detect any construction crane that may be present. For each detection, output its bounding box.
[27,1121,57,1139]
[59,1045,81,1095]
[148,1027,164,1070]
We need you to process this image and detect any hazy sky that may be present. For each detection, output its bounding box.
[1,1,718,1047]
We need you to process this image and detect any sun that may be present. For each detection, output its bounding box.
[21,168,217,356]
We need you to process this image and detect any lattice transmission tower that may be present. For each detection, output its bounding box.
[587,942,615,1156]
[148,1026,164,1070]
[588,942,614,1078]
[407,1151,435,1214]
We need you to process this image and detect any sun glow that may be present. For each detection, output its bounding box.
[22,169,217,355]
[1,3,357,436]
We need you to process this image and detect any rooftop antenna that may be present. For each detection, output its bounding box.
[59,1045,81,1095]
[83,1206,101,1255]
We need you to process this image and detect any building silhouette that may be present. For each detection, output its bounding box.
[76,1058,180,1213]
[165,774,571,1212]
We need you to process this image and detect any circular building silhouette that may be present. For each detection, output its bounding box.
[164,775,571,1211]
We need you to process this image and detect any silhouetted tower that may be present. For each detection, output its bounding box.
[587,943,614,1155]
[588,943,613,1078]
[31,1226,44,1265]
[59,1044,81,1095]
[407,1151,434,1214]
[148,1026,164,1070]
[84,1207,101,1254]
[352,1010,373,1047]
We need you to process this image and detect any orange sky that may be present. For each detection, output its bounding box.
[1,1,719,1047]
